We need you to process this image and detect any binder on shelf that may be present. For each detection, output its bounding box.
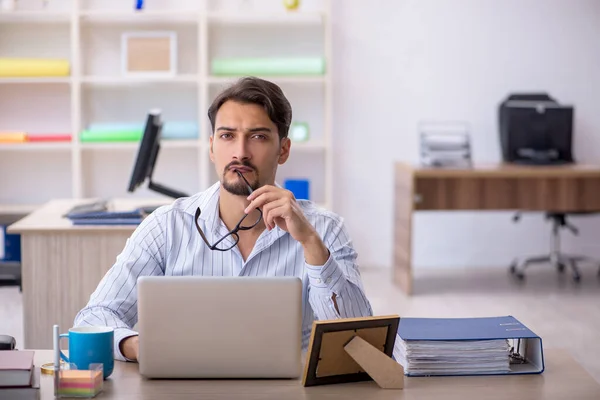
[395,315,544,377]
[27,134,72,142]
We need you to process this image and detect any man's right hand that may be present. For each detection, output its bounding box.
[120,335,139,361]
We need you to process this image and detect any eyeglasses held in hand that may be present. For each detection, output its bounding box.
[194,169,263,251]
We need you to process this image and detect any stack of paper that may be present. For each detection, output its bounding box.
[418,121,472,168]
[394,316,540,377]
[420,133,472,168]
[57,369,103,397]
[395,338,511,376]
[64,200,144,225]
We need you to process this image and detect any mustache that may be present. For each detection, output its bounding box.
[224,160,257,173]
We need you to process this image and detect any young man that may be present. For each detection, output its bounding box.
[74,77,373,362]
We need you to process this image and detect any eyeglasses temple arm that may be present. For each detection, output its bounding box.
[235,169,254,195]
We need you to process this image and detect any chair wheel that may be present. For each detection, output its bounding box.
[509,262,517,274]
[557,263,566,273]
[573,274,581,283]
[515,272,525,280]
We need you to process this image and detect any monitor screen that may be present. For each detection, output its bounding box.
[127,110,189,199]
[128,109,162,193]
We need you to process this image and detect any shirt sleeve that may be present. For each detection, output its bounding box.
[305,215,373,321]
[73,210,167,362]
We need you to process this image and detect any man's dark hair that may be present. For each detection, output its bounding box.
[208,76,292,140]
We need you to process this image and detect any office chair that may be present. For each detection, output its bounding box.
[509,212,600,282]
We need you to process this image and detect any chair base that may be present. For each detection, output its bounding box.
[510,253,600,282]
[510,212,600,282]
[510,254,585,282]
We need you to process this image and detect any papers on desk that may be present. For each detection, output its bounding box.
[395,316,545,377]
[418,121,472,168]
[64,200,144,225]
[395,338,511,376]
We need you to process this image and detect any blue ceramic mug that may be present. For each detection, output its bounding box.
[59,326,114,379]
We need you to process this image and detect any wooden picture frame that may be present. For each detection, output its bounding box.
[302,315,403,388]
[121,31,177,77]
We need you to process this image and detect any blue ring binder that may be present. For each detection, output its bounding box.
[396,315,545,377]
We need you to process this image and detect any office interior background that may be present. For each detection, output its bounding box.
[1,0,599,384]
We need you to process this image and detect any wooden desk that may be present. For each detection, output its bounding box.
[8,198,171,349]
[31,349,600,399]
[394,163,600,295]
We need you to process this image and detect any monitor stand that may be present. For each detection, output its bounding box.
[148,181,189,199]
[136,181,190,215]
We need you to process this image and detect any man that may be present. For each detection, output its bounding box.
[74,76,373,362]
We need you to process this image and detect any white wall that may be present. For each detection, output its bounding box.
[4,0,600,270]
[332,0,600,268]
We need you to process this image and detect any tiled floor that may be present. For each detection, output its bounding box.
[1,265,599,383]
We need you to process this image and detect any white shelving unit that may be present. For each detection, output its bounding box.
[0,0,333,211]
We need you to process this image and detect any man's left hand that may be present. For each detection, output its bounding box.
[245,185,317,244]
[246,185,330,279]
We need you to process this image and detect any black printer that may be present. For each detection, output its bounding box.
[498,93,574,165]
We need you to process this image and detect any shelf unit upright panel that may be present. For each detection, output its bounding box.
[0,0,333,211]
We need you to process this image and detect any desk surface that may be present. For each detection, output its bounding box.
[31,349,600,400]
[7,198,173,233]
[398,162,600,178]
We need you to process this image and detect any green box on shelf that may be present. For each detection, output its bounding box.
[80,129,143,142]
[211,57,326,76]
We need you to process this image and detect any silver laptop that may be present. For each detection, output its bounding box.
[137,276,303,379]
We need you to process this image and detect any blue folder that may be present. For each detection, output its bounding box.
[64,200,145,226]
[71,218,142,225]
[397,315,545,376]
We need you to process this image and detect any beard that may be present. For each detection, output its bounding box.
[221,161,260,196]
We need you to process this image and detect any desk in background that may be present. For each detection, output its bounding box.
[8,198,171,350]
[29,349,600,399]
[394,163,600,295]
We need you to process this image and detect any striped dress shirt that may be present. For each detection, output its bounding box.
[74,181,374,361]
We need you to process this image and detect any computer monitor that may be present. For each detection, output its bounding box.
[127,109,190,199]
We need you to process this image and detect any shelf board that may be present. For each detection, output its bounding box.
[80,140,200,151]
[79,9,198,24]
[207,11,324,25]
[0,77,70,84]
[81,75,198,86]
[290,141,327,152]
[0,142,72,151]
[207,76,326,85]
[0,204,40,215]
[0,10,71,23]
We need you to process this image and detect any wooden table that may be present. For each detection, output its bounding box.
[30,349,600,399]
[7,198,171,349]
[394,163,600,295]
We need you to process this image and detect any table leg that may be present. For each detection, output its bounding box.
[394,165,414,295]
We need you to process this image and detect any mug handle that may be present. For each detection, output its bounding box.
[59,333,69,363]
